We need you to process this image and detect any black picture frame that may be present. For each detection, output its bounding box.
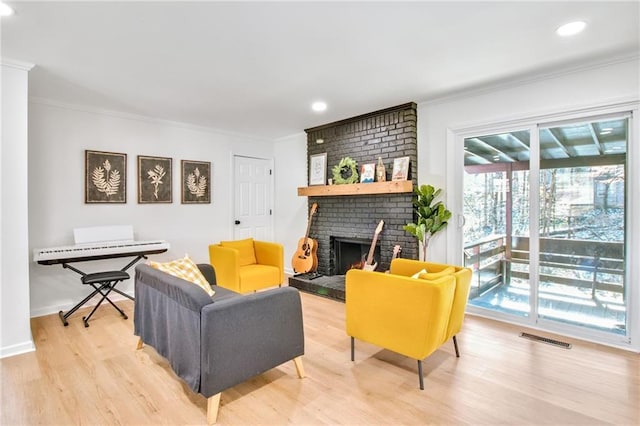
[138,155,172,204]
[85,150,127,203]
[181,160,211,204]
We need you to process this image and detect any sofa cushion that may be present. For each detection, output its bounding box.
[238,264,281,292]
[149,255,215,296]
[220,238,257,266]
[210,285,239,303]
[418,266,456,280]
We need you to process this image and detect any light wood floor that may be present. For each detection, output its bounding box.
[1,291,638,425]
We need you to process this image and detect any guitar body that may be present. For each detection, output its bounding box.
[362,260,378,271]
[292,236,318,273]
[291,203,319,274]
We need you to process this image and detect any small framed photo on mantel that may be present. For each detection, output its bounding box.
[360,163,375,183]
[309,153,327,186]
[392,156,410,181]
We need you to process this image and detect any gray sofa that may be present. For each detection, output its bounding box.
[133,263,305,424]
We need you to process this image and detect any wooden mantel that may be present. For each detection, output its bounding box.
[297,180,413,197]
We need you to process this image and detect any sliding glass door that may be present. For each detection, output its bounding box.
[536,118,627,335]
[463,130,531,318]
[462,115,629,341]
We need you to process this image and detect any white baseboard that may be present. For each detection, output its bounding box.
[1,339,35,359]
[30,290,135,318]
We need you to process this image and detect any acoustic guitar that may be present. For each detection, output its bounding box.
[362,220,384,271]
[291,203,319,273]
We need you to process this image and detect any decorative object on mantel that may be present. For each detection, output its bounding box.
[403,184,452,261]
[332,157,359,184]
[392,156,410,181]
[376,156,387,182]
[85,150,126,204]
[309,153,327,186]
[360,163,375,183]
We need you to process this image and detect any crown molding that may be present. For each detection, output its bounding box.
[420,51,640,107]
[0,58,35,71]
[28,96,273,143]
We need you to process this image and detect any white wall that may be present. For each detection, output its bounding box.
[417,56,640,350]
[1,60,35,358]
[28,101,276,317]
[273,132,308,275]
[417,57,640,264]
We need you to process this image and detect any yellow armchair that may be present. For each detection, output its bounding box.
[346,258,472,389]
[208,238,284,294]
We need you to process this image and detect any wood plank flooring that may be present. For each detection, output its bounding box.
[1,291,638,425]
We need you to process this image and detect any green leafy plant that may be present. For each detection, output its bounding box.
[403,184,452,261]
[332,157,359,184]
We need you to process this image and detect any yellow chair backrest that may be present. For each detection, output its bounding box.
[209,239,284,294]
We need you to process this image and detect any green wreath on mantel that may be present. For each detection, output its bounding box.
[332,157,359,184]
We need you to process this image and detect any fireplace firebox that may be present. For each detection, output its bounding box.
[331,236,380,276]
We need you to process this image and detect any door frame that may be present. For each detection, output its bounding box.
[232,154,275,241]
[446,99,639,351]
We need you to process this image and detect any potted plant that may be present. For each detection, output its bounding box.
[403,184,452,261]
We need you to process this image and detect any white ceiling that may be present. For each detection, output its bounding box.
[2,1,639,140]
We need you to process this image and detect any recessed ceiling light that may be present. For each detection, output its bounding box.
[0,3,14,17]
[556,21,586,37]
[311,101,327,112]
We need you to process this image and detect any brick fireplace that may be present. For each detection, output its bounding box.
[291,103,418,295]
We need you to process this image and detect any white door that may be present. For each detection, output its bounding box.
[233,155,273,240]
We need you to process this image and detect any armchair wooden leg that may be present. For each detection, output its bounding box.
[207,393,221,425]
[293,356,305,378]
[136,337,144,350]
[453,335,460,358]
[350,336,355,361]
[418,360,424,390]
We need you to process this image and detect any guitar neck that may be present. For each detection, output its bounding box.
[302,204,317,245]
[366,234,379,265]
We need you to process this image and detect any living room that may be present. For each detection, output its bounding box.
[2,1,639,424]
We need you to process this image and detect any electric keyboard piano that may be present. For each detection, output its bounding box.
[33,239,170,264]
[34,226,170,327]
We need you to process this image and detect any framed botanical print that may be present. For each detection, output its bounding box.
[181,160,211,204]
[138,155,172,203]
[85,150,127,203]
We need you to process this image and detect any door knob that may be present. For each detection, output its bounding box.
[235,220,241,225]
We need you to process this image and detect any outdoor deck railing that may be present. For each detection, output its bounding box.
[464,235,625,299]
